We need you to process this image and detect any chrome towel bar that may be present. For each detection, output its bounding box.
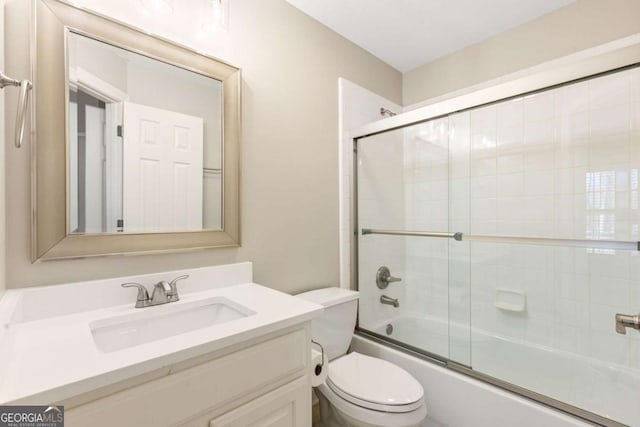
[0,71,32,148]
[361,228,640,251]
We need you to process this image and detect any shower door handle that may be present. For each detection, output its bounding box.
[376,266,402,289]
[615,313,640,334]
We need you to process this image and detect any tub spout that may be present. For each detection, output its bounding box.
[380,295,399,308]
[615,312,640,334]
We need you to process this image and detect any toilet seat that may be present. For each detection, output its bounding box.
[326,352,424,413]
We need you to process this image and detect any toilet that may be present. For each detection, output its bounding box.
[298,287,427,427]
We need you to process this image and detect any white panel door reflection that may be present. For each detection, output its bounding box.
[85,105,107,233]
[123,102,203,232]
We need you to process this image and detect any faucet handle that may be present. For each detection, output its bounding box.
[376,266,402,289]
[168,275,189,297]
[122,283,149,307]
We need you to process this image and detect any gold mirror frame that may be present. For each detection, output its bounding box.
[31,0,241,261]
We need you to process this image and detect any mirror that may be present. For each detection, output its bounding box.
[32,0,241,261]
[68,32,223,234]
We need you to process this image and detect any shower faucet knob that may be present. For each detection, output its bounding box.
[376,266,402,289]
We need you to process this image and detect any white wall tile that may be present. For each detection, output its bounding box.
[470,176,497,198]
[524,150,556,171]
[588,72,630,108]
[560,111,590,141]
[497,173,524,197]
[338,78,402,294]
[588,331,630,366]
[555,168,574,194]
[589,106,630,137]
[463,67,640,375]
[589,135,629,165]
[525,119,557,146]
[470,157,497,177]
[497,154,524,174]
[524,91,556,122]
[497,98,524,127]
[470,105,497,130]
[557,81,589,116]
[524,171,555,195]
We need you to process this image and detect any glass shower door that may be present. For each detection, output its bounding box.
[354,65,640,426]
[356,116,470,363]
[460,69,640,426]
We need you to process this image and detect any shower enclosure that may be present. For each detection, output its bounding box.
[354,65,640,427]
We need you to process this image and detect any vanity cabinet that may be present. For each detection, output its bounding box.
[65,326,312,427]
[192,378,308,427]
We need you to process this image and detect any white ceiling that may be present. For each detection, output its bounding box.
[285,0,575,72]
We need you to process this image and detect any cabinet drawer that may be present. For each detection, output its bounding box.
[66,328,308,427]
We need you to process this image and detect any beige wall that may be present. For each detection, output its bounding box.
[4,0,401,292]
[403,0,640,106]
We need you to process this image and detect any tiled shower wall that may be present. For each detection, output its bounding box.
[350,62,640,425]
[354,66,640,372]
[357,132,406,328]
[458,66,640,370]
[338,78,402,328]
[402,118,451,356]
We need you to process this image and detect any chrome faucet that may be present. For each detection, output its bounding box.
[376,266,402,289]
[615,312,640,334]
[380,295,399,308]
[122,275,189,308]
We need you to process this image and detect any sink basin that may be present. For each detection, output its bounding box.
[90,297,255,353]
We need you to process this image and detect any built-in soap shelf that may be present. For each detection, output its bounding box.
[494,288,526,312]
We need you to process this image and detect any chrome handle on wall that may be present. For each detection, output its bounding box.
[615,313,640,334]
[15,79,32,148]
[0,71,33,149]
[376,266,402,289]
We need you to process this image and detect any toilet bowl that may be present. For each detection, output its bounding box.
[297,288,427,427]
[318,352,427,427]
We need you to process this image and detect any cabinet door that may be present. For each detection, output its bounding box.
[210,377,310,427]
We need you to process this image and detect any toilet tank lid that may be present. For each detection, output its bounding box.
[297,287,358,306]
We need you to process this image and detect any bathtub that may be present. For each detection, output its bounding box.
[355,314,640,427]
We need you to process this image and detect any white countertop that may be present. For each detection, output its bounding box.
[0,278,322,405]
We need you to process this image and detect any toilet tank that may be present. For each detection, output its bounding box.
[297,287,359,361]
